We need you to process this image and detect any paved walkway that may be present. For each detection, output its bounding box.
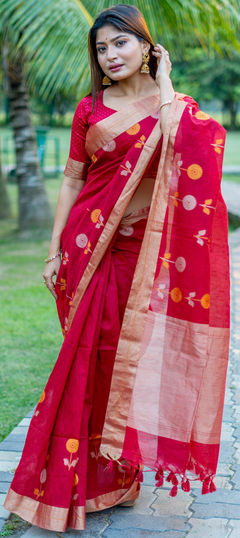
[1,184,240,537]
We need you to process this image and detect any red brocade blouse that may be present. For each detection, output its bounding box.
[64,90,160,183]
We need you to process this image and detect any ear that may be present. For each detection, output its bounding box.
[141,40,151,54]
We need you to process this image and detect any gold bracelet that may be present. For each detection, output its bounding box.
[159,99,172,110]
[44,252,61,263]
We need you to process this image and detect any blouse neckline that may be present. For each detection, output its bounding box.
[100,88,160,113]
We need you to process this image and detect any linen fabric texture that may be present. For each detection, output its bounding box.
[4,89,230,531]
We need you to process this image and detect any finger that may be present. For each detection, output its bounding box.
[44,277,58,300]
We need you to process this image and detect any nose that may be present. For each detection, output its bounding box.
[106,45,118,61]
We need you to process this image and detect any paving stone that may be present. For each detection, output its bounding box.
[0,519,5,532]
[0,482,10,493]
[191,502,240,519]
[151,488,192,517]
[221,422,234,441]
[191,488,240,503]
[24,526,58,537]
[222,405,234,422]
[0,451,22,462]
[191,475,232,490]
[0,471,15,481]
[224,389,233,405]
[187,517,230,537]
[11,426,29,435]
[18,418,31,426]
[3,433,27,443]
[0,441,25,451]
[104,531,183,537]
[65,509,113,536]
[228,519,240,537]
[142,470,155,486]
[108,512,189,532]
[231,465,240,488]
[218,442,235,463]
[0,494,10,519]
[121,486,156,515]
[0,461,18,473]
[216,463,234,477]
[233,442,240,463]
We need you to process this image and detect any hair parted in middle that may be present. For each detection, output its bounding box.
[88,4,158,108]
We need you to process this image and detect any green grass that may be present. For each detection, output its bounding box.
[0,179,63,443]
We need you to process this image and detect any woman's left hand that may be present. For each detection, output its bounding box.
[152,44,172,85]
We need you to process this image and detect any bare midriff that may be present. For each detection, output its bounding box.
[123,177,155,217]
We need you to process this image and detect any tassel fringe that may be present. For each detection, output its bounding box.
[101,450,217,498]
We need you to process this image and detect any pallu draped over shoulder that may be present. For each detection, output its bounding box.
[4,89,230,532]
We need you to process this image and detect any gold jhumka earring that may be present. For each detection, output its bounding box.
[140,51,150,74]
[102,75,112,85]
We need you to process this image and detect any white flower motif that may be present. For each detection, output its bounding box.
[76,233,88,248]
[182,195,197,211]
[187,291,196,307]
[96,214,104,229]
[40,469,47,484]
[103,140,116,152]
[120,161,132,176]
[157,283,166,299]
[175,256,186,272]
[196,229,207,246]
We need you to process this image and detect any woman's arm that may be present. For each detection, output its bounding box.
[43,176,85,299]
[152,44,175,132]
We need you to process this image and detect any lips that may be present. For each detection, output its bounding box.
[109,64,124,71]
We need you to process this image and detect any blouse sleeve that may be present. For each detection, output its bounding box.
[64,98,91,181]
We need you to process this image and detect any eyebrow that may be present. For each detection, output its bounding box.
[96,34,128,45]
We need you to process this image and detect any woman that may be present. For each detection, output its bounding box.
[4,3,230,532]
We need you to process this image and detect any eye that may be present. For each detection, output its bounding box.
[97,46,106,54]
[116,40,126,47]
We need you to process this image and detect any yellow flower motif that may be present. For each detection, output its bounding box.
[39,390,45,404]
[170,287,182,303]
[211,138,224,154]
[34,488,39,495]
[60,278,66,291]
[200,198,215,215]
[90,209,104,228]
[91,154,97,162]
[91,209,101,223]
[195,111,210,120]
[73,473,79,487]
[126,123,140,135]
[187,164,203,180]
[200,293,210,309]
[135,135,146,148]
[66,439,79,454]
[162,252,171,269]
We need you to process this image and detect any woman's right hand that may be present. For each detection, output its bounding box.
[42,257,61,300]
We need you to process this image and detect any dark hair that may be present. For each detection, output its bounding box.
[88,4,158,109]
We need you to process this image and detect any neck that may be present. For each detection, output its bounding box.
[111,73,158,98]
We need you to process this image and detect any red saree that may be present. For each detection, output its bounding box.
[4,89,230,531]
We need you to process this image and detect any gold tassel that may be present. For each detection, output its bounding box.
[102,75,112,85]
[140,51,150,74]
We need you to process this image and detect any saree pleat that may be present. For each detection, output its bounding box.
[4,213,148,532]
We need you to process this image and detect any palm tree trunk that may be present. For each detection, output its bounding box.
[0,161,11,219]
[8,58,52,230]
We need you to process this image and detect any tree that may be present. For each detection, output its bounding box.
[7,57,52,229]
[0,42,11,219]
[1,0,239,101]
[0,0,239,230]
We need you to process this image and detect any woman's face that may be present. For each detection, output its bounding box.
[96,24,148,81]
